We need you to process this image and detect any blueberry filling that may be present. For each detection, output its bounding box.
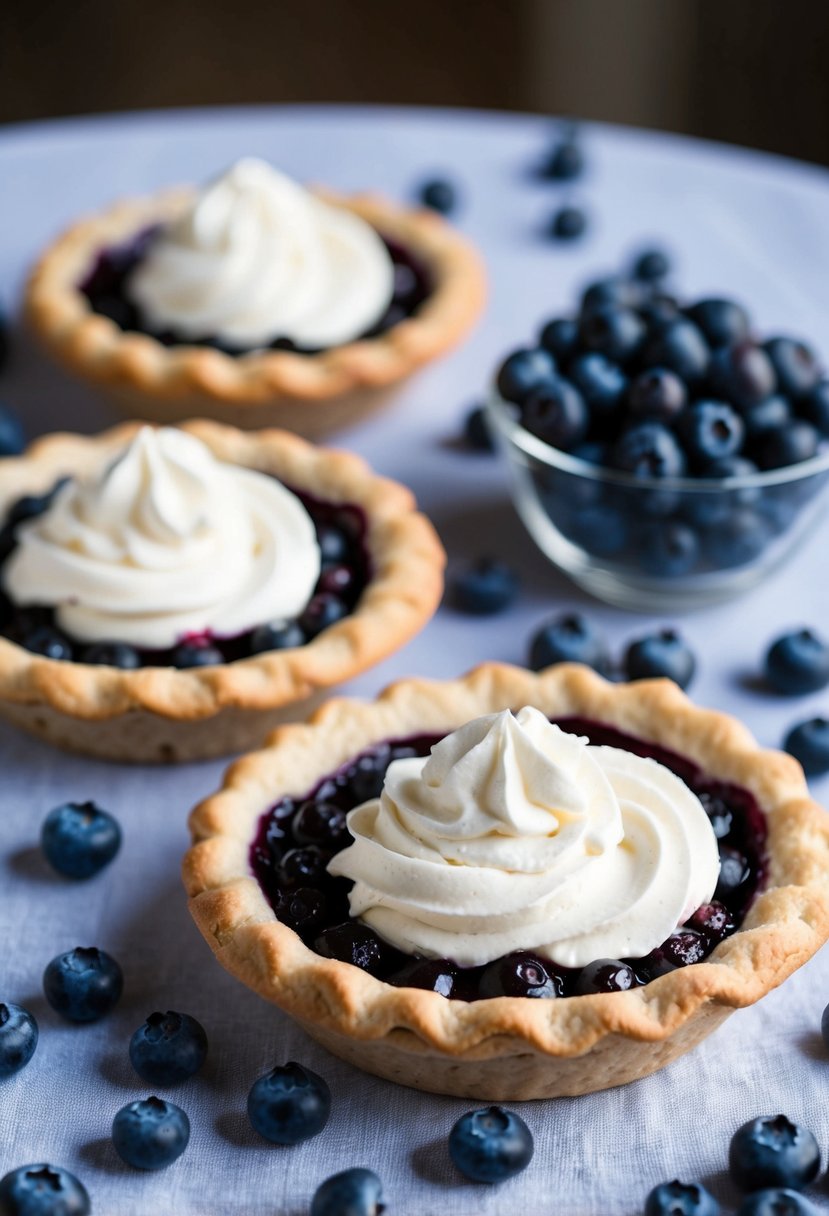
[80,227,432,354]
[250,717,767,1000]
[0,483,371,668]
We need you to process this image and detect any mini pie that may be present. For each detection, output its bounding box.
[24,161,486,439]
[184,662,829,1101]
[0,420,444,763]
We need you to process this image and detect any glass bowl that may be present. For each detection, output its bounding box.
[486,392,829,611]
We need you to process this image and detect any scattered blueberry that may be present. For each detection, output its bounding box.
[623,629,695,689]
[678,401,745,466]
[0,1003,38,1078]
[80,641,141,668]
[0,1164,91,1216]
[539,317,579,361]
[479,952,558,999]
[42,946,123,1022]
[452,558,519,615]
[496,347,557,405]
[644,1179,720,1216]
[737,1190,817,1215]
[627,368,687,423]
[248,620,305,654]
[764,628,829,695]
[129,1011,208,1086]
[448,1106,534,1183]
[311,1168,384,1216]
[729,1115,820,1191]
[632,248,671,283]
[783,717,829,776]
[574,959,635,995]
[40,801,121,880]
[0,404,25,458]
[463,404,494,452]
[171,641,224,668]
[522,377,588,450]
[550,204,587,241]
[418,178,457,214]
[764,337,821,399]
[685,298,750,348]
[612,423,687,479]
[111,1096,190,1170]
[541,139,584,181]
[528,612,609,674]
[247,1062,331,1145]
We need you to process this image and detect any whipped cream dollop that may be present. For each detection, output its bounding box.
[126,158,396,349]
[329,707,720,968]
[3,427,321,649]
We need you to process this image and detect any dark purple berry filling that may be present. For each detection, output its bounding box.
[249,716,768,1000]
[80,229,432,354]
[0,483,370,668]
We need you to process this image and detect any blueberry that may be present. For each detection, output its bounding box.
[623,629,695,688]
[479,952,558,999]
[580,276,640,315]
[764,628,829,695]
[272,886,328,936]
[627,368,687,423]
[463,404,494,452]
[611,423,687,478]
[23,627,73,662]
[0,1164,91,1216]
[452,558,519,615]
[299,593,349,638]
[632,247,672,283]
[389,958,457,998]
[754,421,820,470]
[340,750,392,802]
[129,1011,208,1086]
[709,341,777,411]
[641,318,710,383]
[729,1115,820,1191]
[42,946,123,1022]
[698,792,733,839]
[784,717,829,776]
[81,641,141,668]
[579,305,645,364]
[0,405,25,458]
[0,314,7,374]
[574,959,635,995]
[569,353,628,416]
[715,847,751,902]
[821,1000,829,1052]
[171,640,224,668]
[528,612,609,673]
[449,1106,534,1183]
[418,177,457,214]
[550,205,587,240]
[314,922,401,977]
[311,1168,384,1216]
[704,507,769,569]
[112,1096,190,1169]
[293,800,350,850]
[0,1002,38,1078]
[686,298,750,348]
[247,1062,331,1145]
[737,1190,817,1215]
[522,376,588,451]
[640,293,681,330]
[799,381,829,436]
[40,801,122,880]
[743,395,792,439]
[316,524,350,566]
[639,520,699,577]
[644,1179,721,1216]
[538,317,578,362]
[565,502,630,559]
[764,337,821,399]
[496,347,557,405]
[678,401,745,466]
[278,845,328,887]
[685,901,733,942]
[248,620,305,654]
[659,929,708,967]
[571,440,610,466]
[541,139,584,181]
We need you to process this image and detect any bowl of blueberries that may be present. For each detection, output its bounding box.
[486,250,829,611]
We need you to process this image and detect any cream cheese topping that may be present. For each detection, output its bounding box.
[126,158,396,349]
[328,707,720,968]
[3,427,321,649]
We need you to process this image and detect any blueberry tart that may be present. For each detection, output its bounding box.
[0,421,444,761]
[184,662,829,1100]
[25,159,486,438]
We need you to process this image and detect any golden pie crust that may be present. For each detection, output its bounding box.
[24,188,486,439]
[184,662,829,1100]
[0,420,445,763]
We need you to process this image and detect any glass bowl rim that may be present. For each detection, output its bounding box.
[486,390,829,494]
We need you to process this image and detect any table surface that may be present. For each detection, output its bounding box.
[3,104,829,1216]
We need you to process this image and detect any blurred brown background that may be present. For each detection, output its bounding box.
[3,0,829,165]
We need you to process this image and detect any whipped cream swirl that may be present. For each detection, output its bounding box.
[329,707,720,968]
[126,158,396,349]
[4,427,321,649]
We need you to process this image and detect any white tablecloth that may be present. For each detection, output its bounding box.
[3,105,829,1215]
